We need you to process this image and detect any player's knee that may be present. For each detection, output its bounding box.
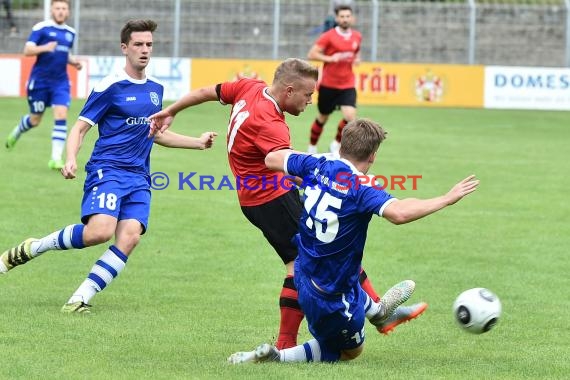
[53,110,68,120]
[317,115,329,125]
[339,346,364,361]
[342,109,356,121]
[29,114,42,127]
[115,233,140,255]
[125,233,141,249]
[83,226,114,246]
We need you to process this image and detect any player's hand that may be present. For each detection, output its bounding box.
[328,53,341,63]
[71,60,83,70]
[199,132,218,149]
[45,41,58,52]
[445,175,479,205]
[61,160,77,179]
[148,110,175,137]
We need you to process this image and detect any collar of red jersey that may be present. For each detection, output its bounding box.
[334,26,353,38]
[263,87,283,114]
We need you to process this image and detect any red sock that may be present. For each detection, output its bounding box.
[310,119,325,145]
[335,119,348,143]
[359,268,380,302]
[277,275,304,349]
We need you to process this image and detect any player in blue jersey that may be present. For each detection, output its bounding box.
[229,118,479,363]
[0,19,217,314]
[5,0,82,170]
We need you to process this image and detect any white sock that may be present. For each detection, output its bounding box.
[364,293,383,319]
[308,144,318,154]
[67,246,128,305]
[68,281,98,305]
[12,115,33,139]
[51,120,67,161]
[280,339,322,362]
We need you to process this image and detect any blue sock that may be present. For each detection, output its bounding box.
[31,224,86,257]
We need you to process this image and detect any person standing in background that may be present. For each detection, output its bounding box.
[307,4,360,156]
[5,0,82,170]
[322,0,354,33]
[2,0,18,36]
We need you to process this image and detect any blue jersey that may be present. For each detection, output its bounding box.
[79,69,164,175]
[27,20,76,84]
[286,154,396,294]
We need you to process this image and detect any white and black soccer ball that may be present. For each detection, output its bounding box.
[453,288,501,334]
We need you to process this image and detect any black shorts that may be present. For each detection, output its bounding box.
[241,189,302,265]
[317,85,357,115]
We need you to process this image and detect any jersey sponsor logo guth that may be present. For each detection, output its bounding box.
[126,117,150,125]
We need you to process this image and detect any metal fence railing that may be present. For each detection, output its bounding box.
[2,0,569,67]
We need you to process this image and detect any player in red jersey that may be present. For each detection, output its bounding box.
[307,4,361,156]
[149,58,388,349]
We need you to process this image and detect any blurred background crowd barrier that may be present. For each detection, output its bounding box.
[1,0,569,67]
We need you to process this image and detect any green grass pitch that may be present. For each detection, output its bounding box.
[0,96,568,379]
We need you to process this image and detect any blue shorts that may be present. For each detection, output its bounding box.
[295,274,366,362]
[81,168,151,234]
[26,78,71,113]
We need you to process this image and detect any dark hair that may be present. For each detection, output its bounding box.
[340,119,387,161]
[120,19,158,45]
[334,5,353,15]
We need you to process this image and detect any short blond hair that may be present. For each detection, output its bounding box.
[272,58,318,85]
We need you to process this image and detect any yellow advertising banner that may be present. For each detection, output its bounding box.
[191,59,280,89]
[354,63,484,108]
[191,59,485,108]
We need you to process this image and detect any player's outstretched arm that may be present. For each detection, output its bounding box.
[382,175,479,225]
[265,149,310,187]
[265,149,293,172]
[62,120,92,179]
[149,85,219,136]
[23,41,57,56]
[154,130,218,150]
[444,174,479,205]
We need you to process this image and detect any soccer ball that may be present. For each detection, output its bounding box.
[453,288,501,334]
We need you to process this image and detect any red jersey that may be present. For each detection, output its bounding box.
[315,27,361,89]
[219,78,292,207]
